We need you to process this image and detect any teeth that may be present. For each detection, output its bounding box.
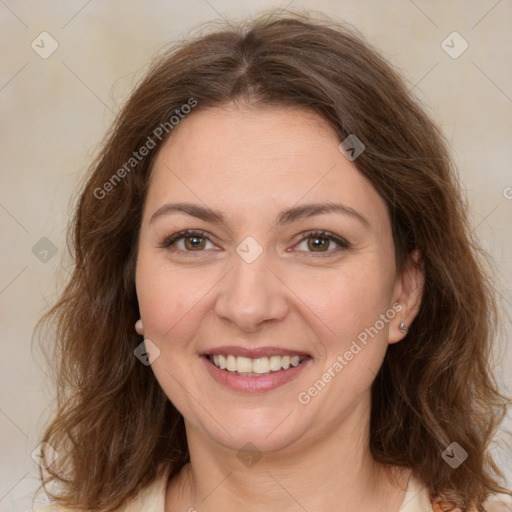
[237,356,253,373]
[269,355,282,371]
[226,355,237,372]
[209,354,305,374]
[253,357,269,373]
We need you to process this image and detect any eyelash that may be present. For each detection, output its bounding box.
[158,229,349,258]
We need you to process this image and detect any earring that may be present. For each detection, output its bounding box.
[135,319,144,335]
[399,321,408,333]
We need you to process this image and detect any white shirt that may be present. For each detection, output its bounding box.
[29,470,511,511]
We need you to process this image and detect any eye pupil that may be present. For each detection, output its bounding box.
[308,236,328,251]
[185,236,206,250]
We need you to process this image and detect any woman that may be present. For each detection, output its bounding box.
[33,9,510,512]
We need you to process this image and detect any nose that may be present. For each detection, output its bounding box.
[214,249,290,333]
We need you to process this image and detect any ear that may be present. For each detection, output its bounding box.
[388,249,424,344]
[135,319,144,335]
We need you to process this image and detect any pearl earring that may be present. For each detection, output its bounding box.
[135,319,144,335]
[399,321,408,333]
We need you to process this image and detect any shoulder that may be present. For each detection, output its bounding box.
[405,474,512,512]
[28,467,170,512]
[482,495,512,512]
[26,507,69,512]
[431,493,512,512]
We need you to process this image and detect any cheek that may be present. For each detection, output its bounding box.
[135,254,208,349]
[135,255,210,417]
[293,265,396,416]
[295,259,396,345]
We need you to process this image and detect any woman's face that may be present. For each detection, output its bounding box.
[135,104,419,454]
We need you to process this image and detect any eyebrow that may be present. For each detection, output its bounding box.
[149,201,370,229]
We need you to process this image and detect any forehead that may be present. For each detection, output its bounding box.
[146,104,389,231]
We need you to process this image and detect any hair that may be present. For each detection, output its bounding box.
[36,8,510,511]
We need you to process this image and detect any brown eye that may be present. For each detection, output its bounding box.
[295,230,349,256]
[183,235,207,251]
[160,230,214,252]
[306,236,330,252]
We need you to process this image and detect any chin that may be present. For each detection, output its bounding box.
[192,407,305,454]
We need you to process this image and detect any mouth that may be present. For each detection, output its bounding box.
[200,349,312,393]
[205,353,309,377]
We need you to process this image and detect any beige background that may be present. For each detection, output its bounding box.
[1,1,511,510]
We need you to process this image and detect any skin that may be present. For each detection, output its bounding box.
[135,103,424,511]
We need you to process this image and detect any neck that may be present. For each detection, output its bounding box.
[165,401,410,511]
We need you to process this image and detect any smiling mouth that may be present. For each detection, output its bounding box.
[205,354,310,377]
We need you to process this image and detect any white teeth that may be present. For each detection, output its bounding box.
[269,355,282,371]
[253,357,270,374]
[236,356,253,373]
[226,354,237,372]
[209,354,306,374]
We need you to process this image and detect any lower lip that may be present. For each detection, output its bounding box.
[201,356,312,393]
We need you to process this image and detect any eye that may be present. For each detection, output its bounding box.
[159,230,215,253]
[293,230,349,256]
[159,229,349,257]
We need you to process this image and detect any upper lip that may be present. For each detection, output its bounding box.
[200,346,311,358]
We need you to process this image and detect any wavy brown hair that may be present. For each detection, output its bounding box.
[36,8,509,511]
